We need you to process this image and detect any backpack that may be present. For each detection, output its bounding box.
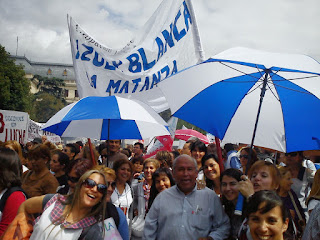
[0,186,28,212]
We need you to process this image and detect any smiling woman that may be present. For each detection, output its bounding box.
[245,190,289,240]
[3,169,127,240]
[111,159,133,224]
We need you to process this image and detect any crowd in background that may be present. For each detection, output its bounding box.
[0,136,320,239]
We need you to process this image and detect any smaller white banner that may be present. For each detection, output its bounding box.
[28,120,61,143]
[0,110,29,144]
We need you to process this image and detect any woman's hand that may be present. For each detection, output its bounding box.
[238,175,254,199]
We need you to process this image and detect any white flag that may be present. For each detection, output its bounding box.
[68,0,204,113]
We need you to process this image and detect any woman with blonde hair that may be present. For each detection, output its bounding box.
[155,150,172,168]
[79,145,100,164]
[131,158,160,239]
[5,140,28,172]
[306,169,320,213]
[4,168,126,239]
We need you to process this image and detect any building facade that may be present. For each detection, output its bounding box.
[10,55,79,103]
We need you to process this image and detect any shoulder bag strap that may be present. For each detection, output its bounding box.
[288,191,304,222]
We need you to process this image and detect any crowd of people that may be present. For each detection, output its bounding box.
[0,137,320,240]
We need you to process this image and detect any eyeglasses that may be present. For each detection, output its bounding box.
[82,178,107,194]
[285,152,298,157]
[67,175,80,183]
[239,155,249,159]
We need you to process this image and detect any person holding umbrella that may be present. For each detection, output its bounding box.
[103,140,128,168]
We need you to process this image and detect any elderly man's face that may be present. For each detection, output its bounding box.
[173,156,198,195]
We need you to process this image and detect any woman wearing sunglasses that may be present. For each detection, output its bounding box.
[239,147,258,174]
[57,158,93,195]
[7,168,126,240]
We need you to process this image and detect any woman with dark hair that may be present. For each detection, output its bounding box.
[239,147,258,174]
[111,159,133,224]
[201,154,221,195]
[0,148,27,236]
[132,156,144,179]
[238,161,295,240]
[190,140,207,170]
[220,168,244,240]
[57,158,93,195]
[243,190,289,240]
[148,168,175,210]
[9,169,126,239]
[50,150,70,187]
[22,144,59,198]
[277,166,305,237]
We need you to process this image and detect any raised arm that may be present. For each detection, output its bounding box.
[17,195,45,215]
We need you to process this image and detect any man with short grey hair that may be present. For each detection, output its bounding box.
[143,154,230,240]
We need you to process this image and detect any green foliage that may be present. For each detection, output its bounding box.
[159,108,206,134]
[33,74,66,103]
[176,119,206,134]
[0,45,32,112]
[31,92,65,122]
[30,74,67,121]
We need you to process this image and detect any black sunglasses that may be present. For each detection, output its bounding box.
[83,178,107,194]
[239,154,249,159]
[68,175,80,183]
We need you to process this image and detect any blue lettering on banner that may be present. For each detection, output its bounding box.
[106,60,178,94]
[76,1,192,75]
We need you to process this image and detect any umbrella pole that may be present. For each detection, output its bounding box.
[236,70,270,216]
[246,70,270,174]
[88,138,96,166]
[215,137,224,172]
[107,90,111,167]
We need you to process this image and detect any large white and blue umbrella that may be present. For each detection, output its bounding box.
[42,96,170,140]
[158,47,320,153]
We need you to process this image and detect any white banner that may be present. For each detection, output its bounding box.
[68,0,204,113]
[27,120,62,143]
[0,110,29,144]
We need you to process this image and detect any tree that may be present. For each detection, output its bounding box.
[0,45,32,112]
[32,74,66,103]
[31,92,65,122]
[159,108,206,134]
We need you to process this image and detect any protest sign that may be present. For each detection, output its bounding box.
[0,110,29,144]
[68,0,204,113]
[28,120,61,143]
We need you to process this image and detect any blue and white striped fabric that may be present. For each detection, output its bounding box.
[159,47,320,153]
[42,96,170,140]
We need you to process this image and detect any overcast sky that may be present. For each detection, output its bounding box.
[0,0,319,65]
